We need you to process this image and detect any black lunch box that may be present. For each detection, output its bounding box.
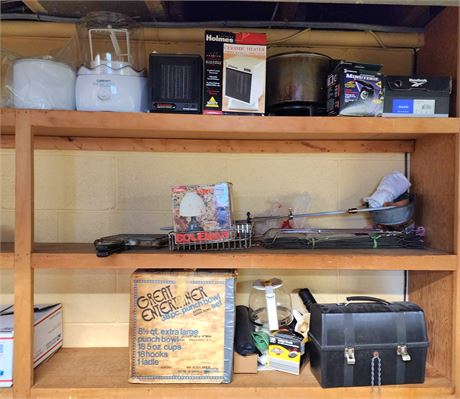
[308,296,429,388]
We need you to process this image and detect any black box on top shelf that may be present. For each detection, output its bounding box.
[383,76,452,117]
[327,61,384,116]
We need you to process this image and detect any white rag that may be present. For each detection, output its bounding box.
[364,171,411,208]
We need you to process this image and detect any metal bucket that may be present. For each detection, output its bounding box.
[371,195,415,226]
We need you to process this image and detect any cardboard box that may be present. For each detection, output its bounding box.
[203,30,266,115]
[129,269,236,383]
[383,76,451,117]
[233,352,258,374]
[0,304,63,387]
[327,61,384,116]
[171,182,233,244]
[268,330,308,375]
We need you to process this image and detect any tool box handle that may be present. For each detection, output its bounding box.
[345,296,391,305]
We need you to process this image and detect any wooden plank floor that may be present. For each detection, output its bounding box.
[0,389,12,399]
[31,348,454,399]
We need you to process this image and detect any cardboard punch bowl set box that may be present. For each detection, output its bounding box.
[129,269,236,384]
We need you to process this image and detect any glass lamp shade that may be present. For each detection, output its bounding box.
[179,192,206,217]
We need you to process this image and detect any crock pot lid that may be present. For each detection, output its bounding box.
[267,51,332,61]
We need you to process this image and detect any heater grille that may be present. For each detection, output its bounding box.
[149,54,202,113]
[225,68,252,103]
[160,64,193,100]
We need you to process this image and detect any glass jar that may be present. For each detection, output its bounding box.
[248,278,293,331]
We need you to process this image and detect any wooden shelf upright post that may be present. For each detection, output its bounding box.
[13,110,34,398]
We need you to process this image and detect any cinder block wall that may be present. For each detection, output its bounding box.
[0,149,405,347]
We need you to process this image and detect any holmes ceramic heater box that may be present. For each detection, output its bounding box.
[203,30,266,114]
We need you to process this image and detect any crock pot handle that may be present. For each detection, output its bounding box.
[345,296,391,305]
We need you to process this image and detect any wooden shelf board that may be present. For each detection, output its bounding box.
[31,243,457,271]
[0,134,415,154]
[32,348,454,399]
[1,109,459,141]
[0,389,12,399]
[0,243,14,269]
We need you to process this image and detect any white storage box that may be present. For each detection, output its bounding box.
[0,304,63,387]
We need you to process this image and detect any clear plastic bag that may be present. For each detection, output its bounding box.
[254,193,312,235]
[1,50,18,108]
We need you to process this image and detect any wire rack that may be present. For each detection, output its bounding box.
[260,227,424,250]
[169,223,252,251]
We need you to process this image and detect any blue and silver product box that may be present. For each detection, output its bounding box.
[383,76,452,117]
[129,269,236,384]
[0,304,63,387]
[327,61,384,116]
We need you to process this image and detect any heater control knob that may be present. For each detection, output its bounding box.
[97,87,111,101]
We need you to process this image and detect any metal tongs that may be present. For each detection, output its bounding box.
[241,205,396,225]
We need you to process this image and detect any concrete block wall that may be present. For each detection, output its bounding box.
[0,149,405,347]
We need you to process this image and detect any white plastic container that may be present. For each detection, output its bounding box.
[11,58,76,110]
[76,64,148,112]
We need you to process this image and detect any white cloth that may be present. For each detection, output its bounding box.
[364,171,411,208]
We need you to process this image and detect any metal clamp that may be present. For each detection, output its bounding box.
[397,345,411,362]
[345,347,356,365]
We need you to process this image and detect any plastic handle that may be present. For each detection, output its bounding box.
[298,288,317,312]
[345,296,391,305]
[265,286,279,331]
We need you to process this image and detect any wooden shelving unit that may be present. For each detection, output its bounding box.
[2,107,459,399]
[0,6,459,399]
[0,243,13,269]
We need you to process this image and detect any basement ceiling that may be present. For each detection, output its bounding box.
[0,0,458,30]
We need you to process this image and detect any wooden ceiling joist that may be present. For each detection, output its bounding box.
[22,0,47,14]
[144,1,168,21]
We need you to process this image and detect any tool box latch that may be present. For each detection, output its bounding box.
[397,345,411,361]
[344,347,356,365]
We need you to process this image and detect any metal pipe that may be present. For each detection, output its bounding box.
[0,14,425,33]
[0,21,424,48]
[246,205,397,223]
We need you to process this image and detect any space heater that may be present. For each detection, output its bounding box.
[223,56,265,111]
[149,54,202,113]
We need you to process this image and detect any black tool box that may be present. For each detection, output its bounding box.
[308,296,428,388]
